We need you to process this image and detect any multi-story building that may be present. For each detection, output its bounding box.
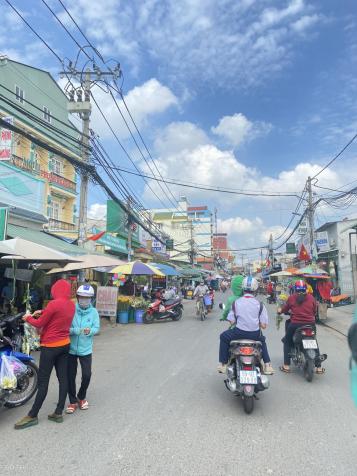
[149,197,213,263]
[0,56,80,232]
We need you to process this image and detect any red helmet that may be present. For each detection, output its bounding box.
[294,280,307,293]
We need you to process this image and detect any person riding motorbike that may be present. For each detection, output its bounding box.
[217,276,274,375]
[221,275,244,322]
[194,281,209,315]
[278,280,324,374]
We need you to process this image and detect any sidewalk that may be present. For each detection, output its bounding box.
[324,303,355,336]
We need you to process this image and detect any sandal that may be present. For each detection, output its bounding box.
[279,365,291,373]
[316,367,326,374]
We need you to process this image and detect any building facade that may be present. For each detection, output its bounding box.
[0,57,80,232]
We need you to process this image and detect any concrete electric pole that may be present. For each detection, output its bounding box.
[307,176,315,261]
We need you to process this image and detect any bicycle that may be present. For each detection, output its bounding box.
[196,296,207,321]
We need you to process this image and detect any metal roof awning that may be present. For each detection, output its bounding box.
[7,224,89,256]
[339,220,357,233]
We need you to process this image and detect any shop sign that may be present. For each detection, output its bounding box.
[0,162,45,215]
[106,200,140,242]
[286,242,296,254]
[93,227,127,253]
[298,219,308,236]
[0,207,8,240]
[315,231,329,253]
[0,116,13,160]
[96,286,118,317]
[152,239,166,254]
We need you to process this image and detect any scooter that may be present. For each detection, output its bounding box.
[289,324,327,382]
[143,297,183,324]
[225,339,270,414]
[0,314,39,408]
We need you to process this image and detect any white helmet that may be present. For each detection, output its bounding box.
[242,276,259,293]
[76,284,95,297]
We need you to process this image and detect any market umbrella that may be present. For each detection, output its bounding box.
[294,265,328,276]
[0,238,82,263]
[47,254,125,275]
[110,261,165,276]
[270,271,292,277]
[150,263,181,276]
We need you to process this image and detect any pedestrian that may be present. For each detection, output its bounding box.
[15,279,75,429]
[66,285,100,414]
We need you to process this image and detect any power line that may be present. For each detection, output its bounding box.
[311,131,357,180]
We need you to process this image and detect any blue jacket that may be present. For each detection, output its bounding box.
[69,304,100,356]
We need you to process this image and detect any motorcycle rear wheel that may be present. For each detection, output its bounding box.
[172,308,183,321]
[143,311,155,324]
[304,359,314,382]
[5,361,39,408]
[243,396,254,414]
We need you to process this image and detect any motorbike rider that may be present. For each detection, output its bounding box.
[194,281,209,314]
[66,285,100,414]
[278,280,324,374]
[221,275,244,322]
[217,276,274,375]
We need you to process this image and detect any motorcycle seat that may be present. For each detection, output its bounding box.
[164,299,180,306]
[230,339,262,347]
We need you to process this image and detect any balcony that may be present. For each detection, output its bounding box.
[41,171,77,193]
[47,218,77,231]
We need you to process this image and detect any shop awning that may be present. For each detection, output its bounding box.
[7,224,89,256]
[151,263,181,276]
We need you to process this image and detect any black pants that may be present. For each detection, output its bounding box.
[68,354,92,404]
[28,344,69,418]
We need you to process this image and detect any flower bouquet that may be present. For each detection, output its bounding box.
[117,296,132,312]
[130,297,149,310]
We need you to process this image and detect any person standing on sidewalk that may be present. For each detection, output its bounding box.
[15,279,75,429]
[66,285,100,414]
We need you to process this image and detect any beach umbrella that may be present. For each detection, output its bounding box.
[110,260,165,276]
[47,254,125,274]
[151,263,181,276]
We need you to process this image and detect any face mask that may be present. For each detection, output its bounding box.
[78,297,91,309]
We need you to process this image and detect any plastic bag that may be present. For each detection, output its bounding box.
[22,322,40,354]
[0,354,17,389]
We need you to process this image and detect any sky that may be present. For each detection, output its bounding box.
[1,0,357,259]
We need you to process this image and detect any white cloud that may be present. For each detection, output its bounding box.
[56,0,324,89]
[291,14,321,33]
[211,113,272,147]
[89,78,178,139]
[88,203,106,220]
[154,121,209,156]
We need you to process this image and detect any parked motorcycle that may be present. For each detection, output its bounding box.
[225,339,270,414]
[0,314,38,408]
[143,297,183,324]
[288,324,327,382]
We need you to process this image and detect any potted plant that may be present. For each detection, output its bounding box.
[117,296,131,324]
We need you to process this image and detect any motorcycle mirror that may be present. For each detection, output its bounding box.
[0,327,3,340]
[219,303,225,310]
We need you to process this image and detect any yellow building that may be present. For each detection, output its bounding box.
[0,57,80,231]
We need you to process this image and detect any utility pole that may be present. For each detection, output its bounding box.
[189,219,195,265]
[307,176,315,262]
[268,233,274,267]
[210,211,214,266]
[127,196,133,262]
[60,59,121,280]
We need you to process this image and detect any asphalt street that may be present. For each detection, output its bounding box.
[1,292,357,476]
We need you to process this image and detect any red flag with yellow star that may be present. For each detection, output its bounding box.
[298,243,310,261]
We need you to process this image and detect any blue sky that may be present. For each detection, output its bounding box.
[1,0,357,256]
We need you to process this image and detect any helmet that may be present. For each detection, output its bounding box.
[294,280,307,293]
[76,284,95,297]
[242,276,259,293]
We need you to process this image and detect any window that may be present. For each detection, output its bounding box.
[52,158,63,175]
[43,107,51,123]
[15,85,25,104]
[49,200,61,221]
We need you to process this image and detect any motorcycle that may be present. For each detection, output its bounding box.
[143,297,183,324]
[288,324,327,382]
[225,339,270,414]
[267,292,277,304]
[0,313,38,408]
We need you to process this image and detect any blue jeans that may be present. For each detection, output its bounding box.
[219,327,271,364]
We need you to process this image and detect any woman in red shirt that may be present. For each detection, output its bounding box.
[278,280,324,374]
[15,279,75,429]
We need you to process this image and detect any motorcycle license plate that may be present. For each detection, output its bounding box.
[239,370,257,384]
[302,339,318,349]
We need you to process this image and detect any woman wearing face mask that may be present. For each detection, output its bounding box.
[66,285,100,414]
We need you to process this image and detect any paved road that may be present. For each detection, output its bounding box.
[1,292,357,476]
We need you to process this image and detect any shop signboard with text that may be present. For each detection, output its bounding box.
[96,286,118,317]
[0,116,13,160]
